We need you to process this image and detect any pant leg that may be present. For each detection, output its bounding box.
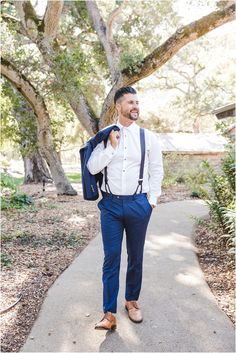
[123,194,152,301]
[98,197,124,313]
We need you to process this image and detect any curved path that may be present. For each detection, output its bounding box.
[21,200,235,352]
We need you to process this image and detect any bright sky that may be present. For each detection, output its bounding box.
[174,0,215,23]
[32,0,233,30]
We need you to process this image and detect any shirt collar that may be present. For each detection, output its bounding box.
[116,120,138,132]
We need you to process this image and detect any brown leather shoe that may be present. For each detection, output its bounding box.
[125,301,143,323]
[95,312,117,330]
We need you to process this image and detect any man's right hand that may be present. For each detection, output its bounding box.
[109,130,120,149]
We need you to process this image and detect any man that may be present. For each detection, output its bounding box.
[87,86,164,330]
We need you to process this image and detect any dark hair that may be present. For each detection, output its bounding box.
[114,86,137,104]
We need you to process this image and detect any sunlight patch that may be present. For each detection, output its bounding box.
[67,215,86,226]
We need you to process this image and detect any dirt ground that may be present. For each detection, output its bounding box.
[194,216,235,324]
[0,182,234,352]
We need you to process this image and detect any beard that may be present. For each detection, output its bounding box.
[122,109,139,121]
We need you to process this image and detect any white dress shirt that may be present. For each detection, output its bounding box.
[87,120,164,205]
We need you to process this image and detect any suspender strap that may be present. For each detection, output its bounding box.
[134,127,145,194]
[103,139,113,194]
[104,167,112,194]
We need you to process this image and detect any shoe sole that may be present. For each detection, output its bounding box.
[125,305,143,323]
[95,325,117,331]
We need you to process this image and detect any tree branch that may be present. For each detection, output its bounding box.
[1,57,50,129]
[122,4,236,85]
[156,76,188,94]
[1,13,20,24]
[86,0,120,82]
[13,0,41,41]
[170,67,191,81]
[1,12,28,36]
[107,0,125,41]
[41,0,64,51]
[98,75,124,129]
[13,0,63,52]
[69,93,99,136]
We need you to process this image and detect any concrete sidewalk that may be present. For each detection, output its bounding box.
[21,200,235,352]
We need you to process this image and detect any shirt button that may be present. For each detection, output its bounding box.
[123,170,125,172]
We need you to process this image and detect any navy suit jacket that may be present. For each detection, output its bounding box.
[80,125,120,200]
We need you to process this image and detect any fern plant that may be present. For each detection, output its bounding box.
[202,141,235,255]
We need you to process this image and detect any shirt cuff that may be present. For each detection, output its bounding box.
[148,195,157,206]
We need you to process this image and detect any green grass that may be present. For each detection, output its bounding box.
[1,172,81,185]
[66,172,81,183]
[1,173,23,188]
[13,176,24,185]
[10,172,81,183]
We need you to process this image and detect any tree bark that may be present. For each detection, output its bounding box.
[1,58,77,195]
[13,0,64,48]
[23,150,52,184]
[193,114,201,133]
[42,0,64,50]
[99,76,124,129]
[86,0,121,82]
[107,1,125,42]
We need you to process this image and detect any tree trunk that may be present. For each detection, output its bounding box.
[56,151,62,164]
[1,58,77,195]
[37,129,77,195]
[23,150,52,184]
[193,114,201,133]
[38,134,76,195]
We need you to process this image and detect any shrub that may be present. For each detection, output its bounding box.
[185,165,209,198]
[1,173,17,190]
[162,153,209,196]
[163,153,191,188]
[202,141,235,255]
[1,192,33,210]
[1,253,12,267]
[221,143,235,191]
[0,173,33,210]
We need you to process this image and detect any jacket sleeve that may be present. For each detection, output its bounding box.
[87,140,117,175]
[148,132,164,205]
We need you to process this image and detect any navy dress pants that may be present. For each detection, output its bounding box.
[98,192,153,313]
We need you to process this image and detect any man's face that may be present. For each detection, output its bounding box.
[116,93,140,121]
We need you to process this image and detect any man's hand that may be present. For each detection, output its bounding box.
[109,130,120,149]
[151,204,156,209]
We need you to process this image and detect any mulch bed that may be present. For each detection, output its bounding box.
[0,182,234,352]
[194,215,235,325]
[1,183,100,353]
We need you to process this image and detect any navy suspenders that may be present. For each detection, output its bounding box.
[104,127,145,195]
[134,127,145,194]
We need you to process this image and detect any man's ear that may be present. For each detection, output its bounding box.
[115,103,120,113]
